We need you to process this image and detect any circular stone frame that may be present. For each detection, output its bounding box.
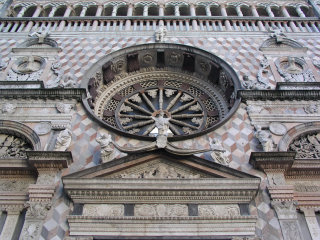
[82,43,241,140]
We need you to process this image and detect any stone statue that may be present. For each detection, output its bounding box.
[96,133,115,163]
[28,26,50,43]
[54,129,72,151]
[269,26,286,43]
[209,138,230,165]
[155,26,167,42]
[255,125,274,152]
[59,75,77,88]
[151,111,171,136]
[242,75,270,90]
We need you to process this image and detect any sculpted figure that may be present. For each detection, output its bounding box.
[269,26,286,43]
[155,26,167,42]
[209,138,230,165]
[255,125,274,152]
[59,75,77,88]
[28,26,50,43]
[96,133,114,163]
[54,129,72,151]
[152,111,171,136]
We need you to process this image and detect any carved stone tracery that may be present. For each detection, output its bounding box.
[0,133,32,159]
[289,132,320,159]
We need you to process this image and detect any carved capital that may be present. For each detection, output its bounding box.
[25,201,51,220]
[0,204,24,214]
[271,200,298,220]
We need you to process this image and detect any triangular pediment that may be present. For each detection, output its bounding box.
[64,149,256,179]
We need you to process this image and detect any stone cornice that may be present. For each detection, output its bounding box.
[27,151,73,169]
[250,152,320,178]
[0,88,86,101]
[249,152,296,172]
[239,90,320,101]
[63,178,260,204]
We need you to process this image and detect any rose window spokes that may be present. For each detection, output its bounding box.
[116,87,206,136]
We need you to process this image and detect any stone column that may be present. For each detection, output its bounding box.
[301,208,320,239]
[221,5,232,30]
[190,4,198,30]
[125,4,133,30]
[48,7,57,17]
[95,5,103,16]
[266,6,275,17]
[17,7,27,17]
[64,6,73,17]
[112,5,118,16]
[251,5,265,30]
[159,5,164,16]
[271,201,303,240]
[281,6,290,17]
[236,6,243,17]
[143,5,148,16]
[19,152,73,240]
[0,205,23,240]
[295,6,306,17]
[174,5,180,16]
[80,6,87,17]
[92,5,103,30]
[32,6,42,17]
[205,6,211,16]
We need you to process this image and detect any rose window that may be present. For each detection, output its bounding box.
[83,44,241,140]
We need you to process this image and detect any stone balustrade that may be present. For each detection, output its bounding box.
[0,16,319,33]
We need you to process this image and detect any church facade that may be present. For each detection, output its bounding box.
[0,0,320,239]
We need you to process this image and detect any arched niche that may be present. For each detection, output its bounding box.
[278,122,320,152]
[0,120,41,154]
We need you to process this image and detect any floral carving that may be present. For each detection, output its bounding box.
[0,134,32,159]
[289,132,320,159]
[198,205,240,217]
[56,103,73,113]
[1,103,16,114]
[135,204,188,217]
[25,201,51,219]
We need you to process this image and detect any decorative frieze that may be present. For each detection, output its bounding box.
[198,204,240,217]
[83,204,124,217]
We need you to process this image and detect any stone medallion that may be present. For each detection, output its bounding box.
[34,122,51,135]
[269,122,287,136]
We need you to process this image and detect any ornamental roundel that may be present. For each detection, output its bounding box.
[82,43,241,140]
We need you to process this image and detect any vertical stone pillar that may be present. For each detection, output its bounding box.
[251,5,265,30]
[0,205,23,240]
[159,5,164,16]
[92,5,103,30]
[301,208,320,239]
[174,5,180,16]
[17,7,27,17]
[281,6,290,17]
[266,6,275,17]
[48,7,57,17]
[236,6,243,17]
[190,4,198,31]
[32,6,42,17]
[271,201,303,240]
[295,6,306,17]
[143,5,148,16]
[205,6,211,16]
[80,6,87,17]
[221,5,232,30]
[19,152,73,240]
[64,6,73,17]
[125,4,133,30]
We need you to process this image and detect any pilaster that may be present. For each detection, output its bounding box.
[19,151,72,240]
[300,208,320,240]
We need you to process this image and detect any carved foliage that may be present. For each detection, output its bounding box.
[198,204,240,217]
[106,159,208,179]
[289,132,320,159]
[0,134,32,158]
[135,204,188,217]
[83,204,124,217]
